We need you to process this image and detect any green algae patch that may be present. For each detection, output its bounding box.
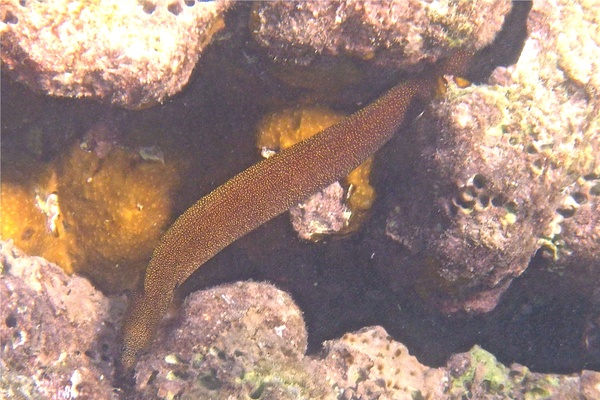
[449,345,513,396]
[239,364,333,400]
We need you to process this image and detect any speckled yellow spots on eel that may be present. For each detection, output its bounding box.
[121,51,473,371]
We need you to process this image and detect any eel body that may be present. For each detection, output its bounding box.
[121,51,472,370]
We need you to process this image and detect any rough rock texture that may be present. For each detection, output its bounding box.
[322,329,600,400]
[133,281,333,399]
[447,345,600,400]
[2,0,599,397]
[136,290,600,400]
[381,0,600,313]
[289,181,353,241]
[0,0,231,109]
[0,240,125,400]
[2,243,598,399]
[251,0,512,69]
[320,326,447,400]
[549,173,600,359]
[550,175,600,289]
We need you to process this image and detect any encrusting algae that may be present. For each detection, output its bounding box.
[0,143,180,293]
[121,50,475,371]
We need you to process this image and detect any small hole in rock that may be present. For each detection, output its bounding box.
[19,0,26,6]
[557,206,576,218]
[571,192,587,205]
[142,2,156,14]
[472,174,486,189]
[250,382,266,399]
[2,11,18,25]
[504,201,518,213]
[525,144,537,154]
[491,195,506,207]
[5,314,17,328]
[147,370,159,385]
[478,194,490,207]
[590,184,600,196]
[200,369,222,390]
[173,369,190,380]
[184,0,195,6]
[168,2,183,15]
[455,196,475,210]
[583,173,600,181]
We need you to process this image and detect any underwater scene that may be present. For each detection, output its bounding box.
[1,0,599,399]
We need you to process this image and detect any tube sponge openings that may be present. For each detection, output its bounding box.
[121,50,474,371]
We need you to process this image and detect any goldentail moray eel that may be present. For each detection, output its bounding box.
[121,50,473,371]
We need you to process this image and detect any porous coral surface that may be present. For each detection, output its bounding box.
[2,0,599,396]
[1,142,180,294]
[252,0,511,68]
[134,281,332,400]
[0,240,125,400]
[0,0,230,109]
[381,0,600,313]
[2,243,599,399]
[321,326,446,400]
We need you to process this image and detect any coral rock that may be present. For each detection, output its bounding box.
[321,326,447,400]
[0,240,125,400]
[134,281,333,399]
[3,245,595,400]
[447,345,600,399]
[1,0,231,109]
[381,0,600,314]
[251,0,511,68]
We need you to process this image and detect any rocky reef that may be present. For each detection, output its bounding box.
[0,241,124,399]
[1,0,599,398]
[379,0,599,313]
[2,242,599,399]
[133,281,330,399]
[251,0,511,69]
[1,0,231,109]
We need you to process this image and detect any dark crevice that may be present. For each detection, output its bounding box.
[467,0,533,83]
